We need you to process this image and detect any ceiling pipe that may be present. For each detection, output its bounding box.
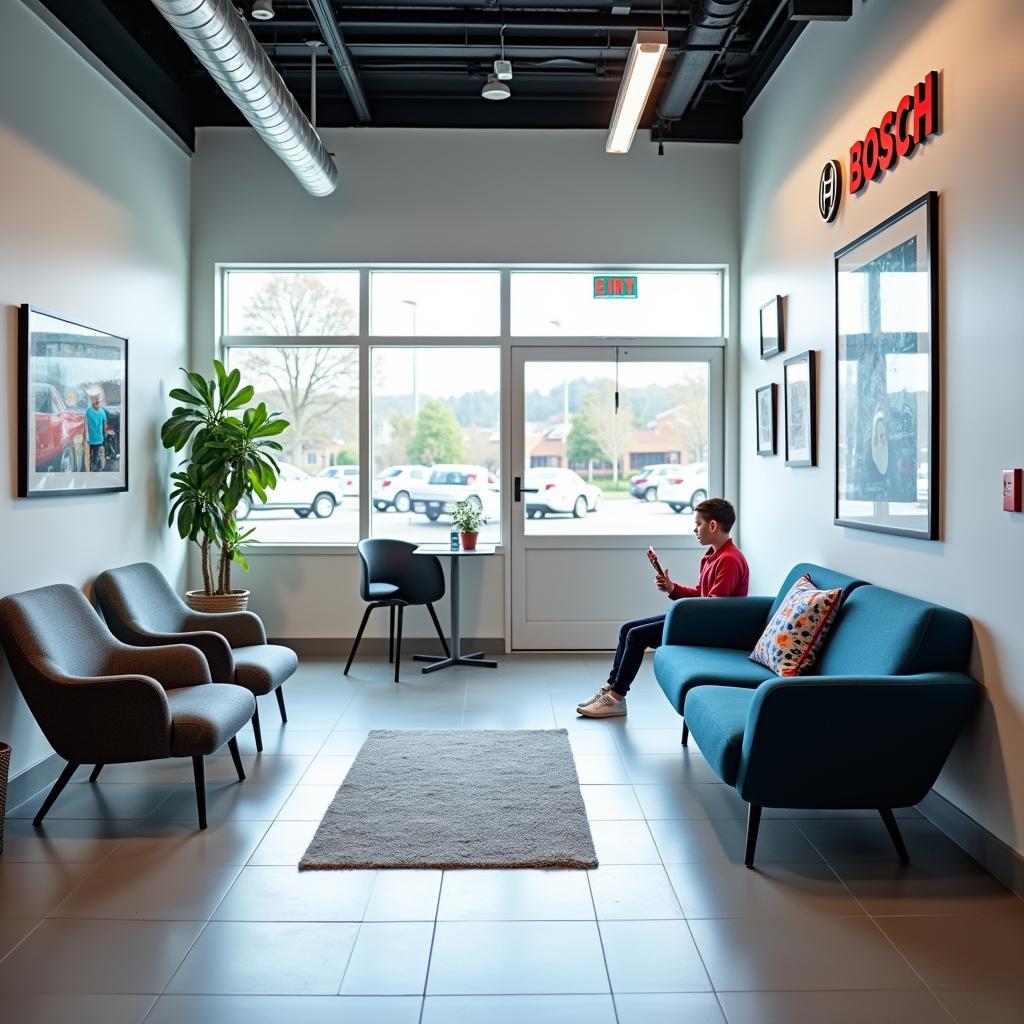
[307,0,372,123]
[655,0,748,126]
[149,0,337,197]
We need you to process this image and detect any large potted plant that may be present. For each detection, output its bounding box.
[161,361,289,611]
[450,499,486,551]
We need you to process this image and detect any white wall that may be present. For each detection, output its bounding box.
[739,0,1024,854]
[0,1,191,777]
[190,129,740,643]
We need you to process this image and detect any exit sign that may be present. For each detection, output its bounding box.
[593,275,638,299]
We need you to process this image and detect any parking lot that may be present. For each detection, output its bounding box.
[244,493,699,545]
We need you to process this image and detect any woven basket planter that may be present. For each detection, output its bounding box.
[184,590,250,613]
[0,741,10,855]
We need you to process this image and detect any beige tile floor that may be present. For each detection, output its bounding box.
[2,655,1022,1024]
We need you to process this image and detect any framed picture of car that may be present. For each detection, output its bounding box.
[755,383,777,456]
[834,192,939,539]
[784,351,817,468]
[759,295,784,359]
[17,304,127,497]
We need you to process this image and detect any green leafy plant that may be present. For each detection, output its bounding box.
[161,361,289,595]
[450,499,486,534]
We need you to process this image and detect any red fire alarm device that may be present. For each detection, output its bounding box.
[1003,469,1022,512]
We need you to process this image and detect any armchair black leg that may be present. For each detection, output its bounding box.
[251,704,263,753]
[744,804,762,868]
[275,686,287,723]
[227,736,246,782]
[89,764,104,783]
[33,761,79,827]
[389,605,396,664]
[879,808,910,863]
[426,602,451,657]
[344,605,374,675]
[192,756,208,830]
[394,604,404,683]
[681,722,689,746]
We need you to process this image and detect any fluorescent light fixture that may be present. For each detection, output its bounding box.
[606,30,668,154]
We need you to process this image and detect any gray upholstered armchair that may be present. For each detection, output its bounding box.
[0,584,256,830]
[95,563,298,751]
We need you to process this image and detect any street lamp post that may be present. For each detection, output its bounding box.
[402,299,419,418]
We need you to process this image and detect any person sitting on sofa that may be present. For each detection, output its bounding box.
[577,497,749,719]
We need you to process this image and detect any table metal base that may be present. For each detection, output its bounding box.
[414,651,498,673]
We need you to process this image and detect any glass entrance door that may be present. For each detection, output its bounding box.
[510,346,723,650]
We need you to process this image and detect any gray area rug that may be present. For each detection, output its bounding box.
[300,728,598,870]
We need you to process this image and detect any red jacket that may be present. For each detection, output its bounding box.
[671,538,749,600]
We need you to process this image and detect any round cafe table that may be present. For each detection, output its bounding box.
[413,544,498,673]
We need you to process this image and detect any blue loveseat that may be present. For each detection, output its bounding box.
[652,563,979,867]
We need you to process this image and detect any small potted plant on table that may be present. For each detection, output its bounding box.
[450,500,486,551]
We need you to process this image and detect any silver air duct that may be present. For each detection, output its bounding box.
[150,0,337,197]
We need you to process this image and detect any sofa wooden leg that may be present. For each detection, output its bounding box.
[227,736,246,782]
[681,722,689,746]
[251,705,263,753]
[879,808,910,863]
[275,686,287,724]
[33,761,79,827]
[89,764,104,783]
[744,804,762,868]
[193,756,208,830]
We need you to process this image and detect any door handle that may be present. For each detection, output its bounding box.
[514,476,539,502]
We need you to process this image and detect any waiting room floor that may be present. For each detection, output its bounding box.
[1,655,1022,1024]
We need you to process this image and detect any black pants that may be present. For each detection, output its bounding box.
[88,443,104,472]
[607,613,666,696]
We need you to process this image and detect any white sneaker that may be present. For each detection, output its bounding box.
[577,692,627,718]
[577,685,613,710]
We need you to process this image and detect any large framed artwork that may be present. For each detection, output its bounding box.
[17,305,128,498]
[756,383,777,456]
[834,192,938,539]
[784,351,816,467]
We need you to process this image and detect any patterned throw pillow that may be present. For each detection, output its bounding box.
[750,574,843,677]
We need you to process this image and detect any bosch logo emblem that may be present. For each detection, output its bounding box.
[819,160,841,223]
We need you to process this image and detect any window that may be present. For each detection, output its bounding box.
[370,346,501,543]
[370,271,500,336]
[224,271,359,336]
[511,271,722,337]
[224,345,360,543]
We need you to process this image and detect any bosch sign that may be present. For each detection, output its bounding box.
[818,160,842,222]
[849,70,940,194]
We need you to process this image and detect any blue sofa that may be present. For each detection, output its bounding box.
[652,563,979,867]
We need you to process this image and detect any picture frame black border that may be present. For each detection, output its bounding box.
[759,295,784,359]
[784,350,817,468]
[18,303,129,499]
[832,191,939,540]
[755,383,777,456]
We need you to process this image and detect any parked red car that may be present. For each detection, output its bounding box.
[33,382,85,473]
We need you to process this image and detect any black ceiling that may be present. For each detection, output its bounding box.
[34,0,825,151]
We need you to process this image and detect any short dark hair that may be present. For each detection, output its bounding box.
[695,497,736,533]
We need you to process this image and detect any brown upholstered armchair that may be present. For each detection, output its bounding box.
[0,584,256,830]
[95,563,298,752]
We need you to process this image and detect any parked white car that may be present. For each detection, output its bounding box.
[319,464,359,498]
[411,464,500,521]
[524,467,602,519]
[372,464,430,513]
[656,462,709,513]
[629,463,682,502]
[235,462,341,520]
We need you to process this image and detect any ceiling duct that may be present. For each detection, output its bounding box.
[655,0,748,125]
[149,0,337,197]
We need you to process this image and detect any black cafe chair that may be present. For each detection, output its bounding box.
[344,539,450,683]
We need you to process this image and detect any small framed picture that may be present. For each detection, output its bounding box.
[760,295,784,359]
[784,351,817,467]
[755,384,777,456]
[17,305,128,497]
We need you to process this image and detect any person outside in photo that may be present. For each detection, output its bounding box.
[84,391,108,472]
[577,497,749,719]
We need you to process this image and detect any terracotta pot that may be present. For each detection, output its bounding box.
[184,590,250,613]
[459,531,479,551]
